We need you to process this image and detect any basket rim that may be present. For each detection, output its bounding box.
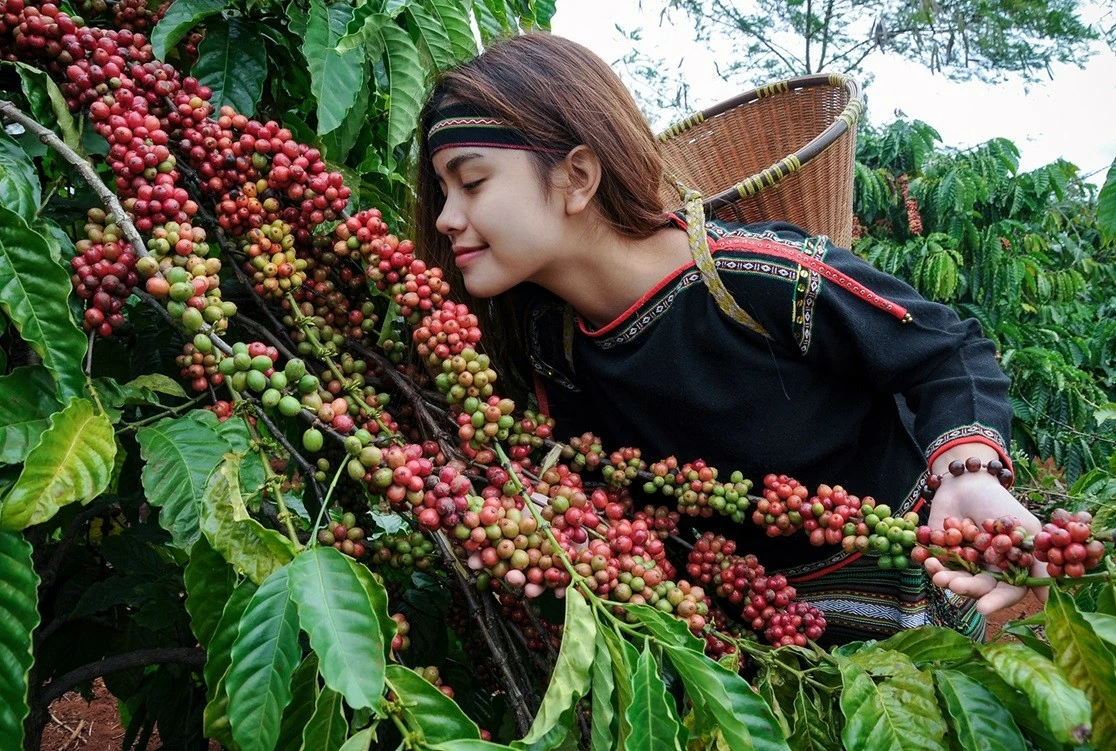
[658,73,864,211]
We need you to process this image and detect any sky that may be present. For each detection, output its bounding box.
[550,1,1116,187]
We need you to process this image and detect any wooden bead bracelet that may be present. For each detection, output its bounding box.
[919,457,1013,501]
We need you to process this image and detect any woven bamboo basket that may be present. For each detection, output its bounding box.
[657,74,864,249]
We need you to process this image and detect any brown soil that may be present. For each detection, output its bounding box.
[985,589,1045,638]
[40,679,221,751]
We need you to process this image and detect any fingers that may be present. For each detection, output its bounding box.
[924,557,1029,615]
[974,582,1027,615]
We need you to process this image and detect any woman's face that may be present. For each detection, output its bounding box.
[432,146,567,298]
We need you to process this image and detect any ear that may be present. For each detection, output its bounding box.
[556,145,602,217]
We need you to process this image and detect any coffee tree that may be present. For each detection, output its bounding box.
[1,2,1115,751]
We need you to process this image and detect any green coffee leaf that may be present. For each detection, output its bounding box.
[951,661,1063,751]
[789,687,839,751]
[626,646,684,750]
[837,651,948,751]
[600,623,637,746]
[125,374,187,399]
[0,398,114,530]
[1045,587,1115,746]
[301,685,347,751]
[1098,158,1116,241]
[183,535,237,649]
[200,453,296,584]
[0,205,87,400]
[338,727,376,751]
[5,62,81,150]
[193,16,268,117]
[513,588,596,751]
[933,669,1025,751]
[0,530,39,751]
[667,645,789,751]
[289,546,393,710]
[626,603,703,652]
[150,0,229,60]
[434,742,519,751]
[227,565,302,751]
[138,411,233,550]
[0,129,39,223]
[874,626,977,666]
[422,0,476,59]
[589,634,616,751]
[275,653,320,751]
[406,2,455,71]
[980,642,1090,746]
[387,664,481,743]
[304,0,367,134]
[377,23,425,149]
[0,365,62,465]
[203,579,258,748]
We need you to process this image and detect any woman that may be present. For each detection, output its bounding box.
[413,32,1043,643]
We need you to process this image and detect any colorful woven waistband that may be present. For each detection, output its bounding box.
[427,102,565,155]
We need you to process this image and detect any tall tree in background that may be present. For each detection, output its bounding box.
[621,0,1099,121]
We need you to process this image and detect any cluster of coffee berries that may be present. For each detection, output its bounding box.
[206,400,234,422]
[859,504,920,570]
[363,444,434,507]
[369,530,435,572]
[764,602,826,648]
[536,464,601,546]
[507,410,556,460]
[751,473,811,536]
[413,666,454,698]
[317,512,366,559]
[603,447,645,487]
[330,210,391,265]
[176,335,223,392]
[686,533,737,587]
[455,396,516,454]
[634,504,681,541]
[241,220,306,298]
[367,236,416,289]
[413,464,473,533]
[390,613,410,652]
[112,0,165,33]
[71,209,137,336]
[143,262,231,334]
[897,174,922,236]
[216,340,281,394]
[643,458,752,521]
[434,349,498,405]
[387,259,452,325]
[604,517,672,577]
[912,515,1037,580]
[795,484,866,547]
[415,301,484,369]
[1031,510,1106,578]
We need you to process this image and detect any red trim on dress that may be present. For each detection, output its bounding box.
[579,217,913,338]
[788,551,861,583]
[532,373,551,418]
[577,256,700,337]
[927,437,1014,487]
[715,235,911,323]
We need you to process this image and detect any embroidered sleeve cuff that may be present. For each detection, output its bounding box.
[925,425,1013,486]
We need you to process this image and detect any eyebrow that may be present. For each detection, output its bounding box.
[438,152,485,180]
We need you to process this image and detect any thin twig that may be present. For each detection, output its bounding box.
[36,648,206,708]
[432,531,534,734]
[346,340,458,458]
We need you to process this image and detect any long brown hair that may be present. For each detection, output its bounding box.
[414,32,668,390]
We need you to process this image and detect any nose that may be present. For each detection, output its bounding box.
[436,192,466,237]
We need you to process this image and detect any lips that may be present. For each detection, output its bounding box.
[452,244,488,268]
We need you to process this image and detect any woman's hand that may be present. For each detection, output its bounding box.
[922,447,1047,615]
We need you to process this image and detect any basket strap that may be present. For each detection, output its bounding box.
[675,181,771,340]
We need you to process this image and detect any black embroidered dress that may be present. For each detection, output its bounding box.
[528,217,1014,643]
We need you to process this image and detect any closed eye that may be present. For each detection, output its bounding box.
[462,179,485,193]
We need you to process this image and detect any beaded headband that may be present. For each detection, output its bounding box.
[427,102,565,155]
